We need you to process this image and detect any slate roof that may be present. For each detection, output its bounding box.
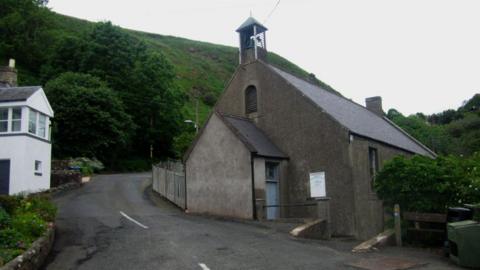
[236,17,268,33]
[268,65,435,157]
[220,114,287,159]
[0,86,41,102]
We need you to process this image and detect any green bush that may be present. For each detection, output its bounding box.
[473,203,480,222]
[0,195,56,264]
[375,154,480,213]
[18,195,57,222]
[0,196,23,215]
[114,158,152,172]
[0,228,28,249]
[0,208,11,229]
[11,213,47,239]
[70,157,104,176]
[0,248,23,265]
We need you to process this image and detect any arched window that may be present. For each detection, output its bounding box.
[245,85,257,114]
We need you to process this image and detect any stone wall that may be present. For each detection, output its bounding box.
[0,227,55,270]
[50,170,81,187]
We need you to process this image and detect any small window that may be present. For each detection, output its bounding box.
[29,109,37,134]
[38,114,46,138]
[369,147,379,184]
[0,108,8,132]
[34,160,42,176]
[245,86,257,114]
[12,108,22,132]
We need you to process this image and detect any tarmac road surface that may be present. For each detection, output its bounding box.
[42,173,460,270]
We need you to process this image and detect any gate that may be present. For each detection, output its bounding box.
[152,160,185,209]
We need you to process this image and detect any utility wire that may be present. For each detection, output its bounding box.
[264,0,281,24]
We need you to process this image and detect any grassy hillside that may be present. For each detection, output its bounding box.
[50,13,338,124]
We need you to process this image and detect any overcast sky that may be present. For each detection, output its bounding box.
[47,0,480,115]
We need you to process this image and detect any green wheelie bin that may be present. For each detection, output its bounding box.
[447,220,480,268]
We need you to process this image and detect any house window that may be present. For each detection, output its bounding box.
[12,108,22,132]
[245,86,257,114]
[369,147,379,183]
[34,160,42,176]
[0,108,8,132]
[38,114,46,138]
[29,109,37,134]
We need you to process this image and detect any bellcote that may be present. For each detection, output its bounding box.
[236,17,268,64]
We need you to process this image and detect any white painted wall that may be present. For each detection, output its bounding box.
[0,136,51,194]
[0,87,53,194]
[27,90,53,117]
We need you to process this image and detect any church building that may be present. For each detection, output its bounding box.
[184,17,435,240]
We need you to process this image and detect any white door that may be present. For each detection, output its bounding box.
[265,162,279,220]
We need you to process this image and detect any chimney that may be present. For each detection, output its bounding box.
[0,59,18,87]
[365,96,384,117]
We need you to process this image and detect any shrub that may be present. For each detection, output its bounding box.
[114,158,151,172]
[11,213,47,239]
[375,154,480,213]
[0,248,24,265]
[70,157,104,176]
[70,157,104,173]
[0,195,56,265]
[0,228,28,249]
[0,208,11,229]
[19,195,57,222]
[0,196,23,215]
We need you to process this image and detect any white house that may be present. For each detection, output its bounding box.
[0,60,54,195]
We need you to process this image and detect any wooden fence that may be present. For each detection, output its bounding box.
[152,160,186,209]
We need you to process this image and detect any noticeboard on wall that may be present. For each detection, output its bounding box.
[309,171,326,198]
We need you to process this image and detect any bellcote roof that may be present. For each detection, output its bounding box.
[236,17,268,33]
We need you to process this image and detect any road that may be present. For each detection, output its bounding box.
[42,173,459,270]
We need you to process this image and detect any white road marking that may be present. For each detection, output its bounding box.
[199,263,210,270]
[119,211,149,229]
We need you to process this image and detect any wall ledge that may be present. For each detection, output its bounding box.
[0,226,55,270]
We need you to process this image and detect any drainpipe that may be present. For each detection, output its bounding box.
[250,153,257,219]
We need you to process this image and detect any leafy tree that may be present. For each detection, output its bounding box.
[80,22,145,91]
[0,0,53,72]
[459,93,480,113]
[427,109,462,125]
[40,34,88,82]
[42,22,183,160]
[387,109,453,154]
[375,154,480,213]
[128,52,184,158]
[45,72,133,163]
[172,131,196,158]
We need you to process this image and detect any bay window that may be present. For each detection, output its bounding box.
[12,108,22,132]
[0,108,7,132]
[29,109,37,134]
[38,114,46,138]
[0,107,48,138]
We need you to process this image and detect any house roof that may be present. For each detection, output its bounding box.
[268,64,435,157]
[0,86,41,102]
[236,17,268,33]
[220,113,287,159]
